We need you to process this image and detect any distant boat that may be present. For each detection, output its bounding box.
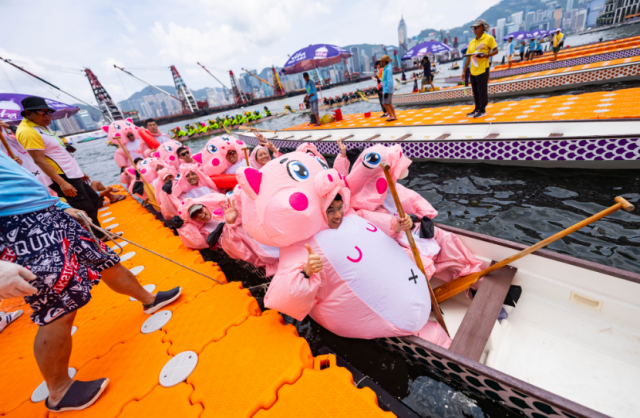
[64,129,108,144]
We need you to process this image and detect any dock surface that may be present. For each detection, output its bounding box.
[0,193,393,418]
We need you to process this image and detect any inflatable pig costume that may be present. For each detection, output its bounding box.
[236,152,451,347]
[201,135,248,176]
[102,119,151,168]
[346,144,483,284]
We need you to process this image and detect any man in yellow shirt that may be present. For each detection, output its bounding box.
[460,19,498,119]
[16,96,105,238]
[553,29,564,61]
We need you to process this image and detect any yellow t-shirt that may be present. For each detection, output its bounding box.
[554,32,564,47]
[467,33,497,76]
[16,119,83,178]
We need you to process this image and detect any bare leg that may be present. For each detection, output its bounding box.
[91,181,120,204]
[34,310,76,407]
[388,104,397,120]
[100,263,155,304]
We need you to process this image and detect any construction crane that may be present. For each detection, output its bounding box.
[197,62,232,101]
[271,66,286,96]
[241,68,274,87]
[0,56,104,117]
[83,69,123,123]
[228,70,248,105]
[169,65,197,113]
[113,65,189,113]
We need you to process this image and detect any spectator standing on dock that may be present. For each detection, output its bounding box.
[145,119,173,144]
[553,29,564,60]
[373,60,388,117]
[507,35,515,69]
[16,97,106,239]
[303,72,320,127]
[0,152,182,412]
[421,56,435,91]
[461,19,498,119]
[380,54,397,122]
[527,38,537,60]
[519,41,526,61]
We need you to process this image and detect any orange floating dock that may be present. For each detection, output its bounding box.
[0,193,393,417]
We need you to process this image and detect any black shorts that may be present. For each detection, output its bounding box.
[0,205,120,325]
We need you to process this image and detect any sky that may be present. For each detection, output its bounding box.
[0,0,498,106]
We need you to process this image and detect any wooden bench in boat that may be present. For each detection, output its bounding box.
[448,262,517,362]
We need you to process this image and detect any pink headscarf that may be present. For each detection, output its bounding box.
[248,145,270,169]
[173,163,219,199]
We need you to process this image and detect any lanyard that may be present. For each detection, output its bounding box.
[36,124,66,148]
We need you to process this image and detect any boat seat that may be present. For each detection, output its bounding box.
[449,262,517,362]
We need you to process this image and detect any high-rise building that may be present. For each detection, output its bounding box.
[525,11,536,29]
[553,8,563,28]
[496,18,506,41]
[567,0,575,11]
[573,9,588,30]
[398,16,408,49]
[536,9,544,22]
[461,31,470,44]
[586,0,605,26]
[511,11,524,26]
[75,110,96,131]
[56,116,82,135]
[350,47,361,74]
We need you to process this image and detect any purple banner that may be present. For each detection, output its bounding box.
[0,93,80,125]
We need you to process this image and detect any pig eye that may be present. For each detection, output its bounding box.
[206,144,217,154]
[114,124,121,130]
[363,152,381,169]
[286,160,309,182]
[163,145,173,152]
[315,157,328,170]
[140,160,149,165]
[174,173,181,182]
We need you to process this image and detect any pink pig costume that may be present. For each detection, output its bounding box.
[295,142,349,175]
[236,152,451,347]
[346,144,483,284]
[156,140,184,170]
[201,135,248,176]
[175,192,279,277]
[102,119,151,168]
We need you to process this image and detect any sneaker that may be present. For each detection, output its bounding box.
[466,111,477,117]
[143,287,182,314]
[473,111,487,118]
[45,378,109,412]
[0,310,22,333]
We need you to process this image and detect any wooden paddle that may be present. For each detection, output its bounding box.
[0,129,16,159]
[434,196,636,303]
[382,163,450,337]
[242,147,250,167]
[112,137,159,210]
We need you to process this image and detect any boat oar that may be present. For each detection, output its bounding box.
[242,147,250,167]
[0,130,16,159]
[357,91,369,102]
[382,163,450,337]
[222,123,232,135]
[113,136,160,210]
[434,196,636,303]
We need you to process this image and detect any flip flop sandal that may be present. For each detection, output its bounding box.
[110,195,126,203]
[45,378,109,412]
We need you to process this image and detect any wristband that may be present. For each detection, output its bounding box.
[301,270,310,279]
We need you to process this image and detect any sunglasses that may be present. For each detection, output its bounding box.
[33,110,55,116]
[179,151,190,157]
[227,150,237,155]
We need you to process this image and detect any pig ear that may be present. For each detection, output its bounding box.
[102,125,110,133]
[126,118,134,123]
[127,168,135,175]
[151,151,160,158]
[236,167,261,200]
[192,152,202,163]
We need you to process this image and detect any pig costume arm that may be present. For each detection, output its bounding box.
[332,155,350,177]
[397,184,438,219]
[175,194,226,250]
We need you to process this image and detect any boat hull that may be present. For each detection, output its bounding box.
[396,61,640,107]
[238,122,640,169]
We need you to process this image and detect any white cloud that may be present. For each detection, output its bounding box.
[115,8,137,34]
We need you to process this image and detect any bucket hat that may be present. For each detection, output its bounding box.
[20,96,55,117]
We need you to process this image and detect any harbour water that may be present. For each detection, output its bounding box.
[72,27,640,417]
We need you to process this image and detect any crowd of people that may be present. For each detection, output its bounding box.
[1,94,492,411]
[169,107,272,139]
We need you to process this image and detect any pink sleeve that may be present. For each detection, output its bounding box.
[264,242,322,321]
[273,151,283,158]
[356,209,400,239]
[176,223,208,250]
[397,184,438,219]
[114,149,129,168]
[119,172,131,186]
[332,155,350,177]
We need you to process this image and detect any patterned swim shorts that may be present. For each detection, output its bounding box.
[0,205,120,326]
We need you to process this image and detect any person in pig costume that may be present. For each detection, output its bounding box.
[102,119,152,168]
[235,151,451,347]
[155,140,183,170]
[201,135,248,176]
[346,144,483,283]
[174,191,279,277]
